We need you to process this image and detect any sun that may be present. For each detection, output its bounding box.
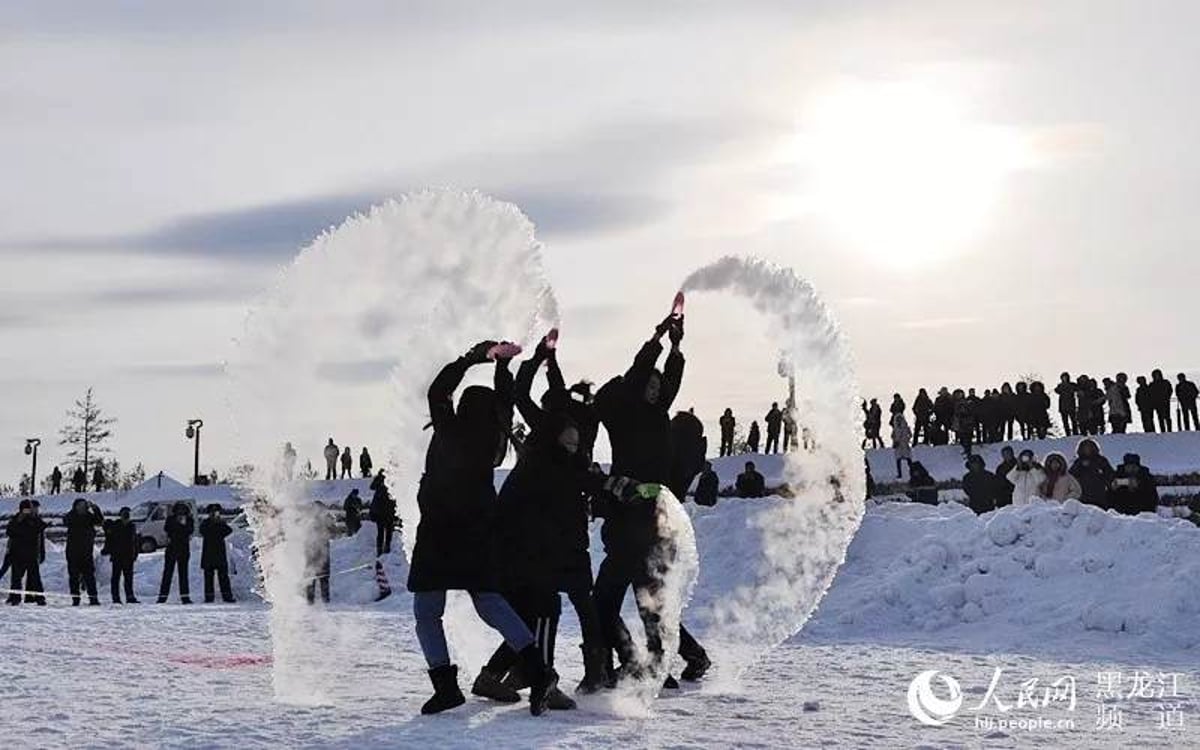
[793,78,1030,267]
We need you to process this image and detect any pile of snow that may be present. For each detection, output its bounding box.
[801,499,1200,661]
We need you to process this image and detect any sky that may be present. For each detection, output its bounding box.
[2,1,1199,486]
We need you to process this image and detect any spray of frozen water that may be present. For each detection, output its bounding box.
[679,255,865,684]
[226,189,558,702]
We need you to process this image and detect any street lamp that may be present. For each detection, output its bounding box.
[185,419,204,485]
[24,438,41,496]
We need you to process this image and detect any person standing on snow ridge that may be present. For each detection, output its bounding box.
[92,464,105,493]
[1055,372,1078,437]
[1149,369,1174,432]
[50,466,62,494]
[1135,376,1155,433]
[912,388,933,445]
[764,402,783,454]
[340,446,353,479]
[359,447,373,478]
[199,504,236,604]
[407,340,557,717]
[718,408,736,457]
[891,412,913,479]
[1104,377,1131,435]
[370,479,397,556]
[157,502,194,604]
[282,442,298,480]
[64,498,103,606]
[323,438,339,480]
[747,421,761,453]
[103,506,140,604]
[1006,450,1046,506]
[592,313,711,688]
[1175,374,1199,431]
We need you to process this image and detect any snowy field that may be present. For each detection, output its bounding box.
[3,484,1198,747]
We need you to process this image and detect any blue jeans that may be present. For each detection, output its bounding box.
[413,590,534,669]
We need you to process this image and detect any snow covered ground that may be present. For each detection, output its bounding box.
[3,490,1198,747]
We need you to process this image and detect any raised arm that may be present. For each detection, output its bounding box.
[493,356,516,433]
[513,348,548,430]
[660,317,685,409]
[428,357,473,430]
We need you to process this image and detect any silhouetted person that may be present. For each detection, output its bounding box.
[891,413,912,479]
[103,506,139,603]
[951,389,974,457]
[994,447,1017,508]
[961,455,999,514]
[71,467,86,493]
[343,488,363,535]
[764,402,783,454]
[1135,376,1155,432]
[735,461,766,498]
[1176,374,1198,431]
[1070,438,1114,508]
[199,505,235,603]
[92,464,105,492]
[157,502,193,604]
[323,438,339,480]
[360,447,373,478]
[370,482,396,556]
[747,421,761,453]
[933,387,955,435]
[998,383,1018,441]
[282,442,297,480]
[1105,377,1131,434]
[862,399,883,450]
[1014,382,1032,439]
[1150,370,1173,432]
[50,466,62,494]
[906,462,938,505]
[669,409,707,500]
[694,463,719,507]
[718,408,735,457]
[339,446,352,479]
[889,393,906,420]
[64,498,103,605]
[1055,373,1078,436]
[5,500,46,605]
[913,388,933,444]
[1107,453,1159,516]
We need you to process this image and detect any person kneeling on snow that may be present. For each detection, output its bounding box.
[199,504,236,603]
[408,341,557,716]
[961,456,999,514]
[735,461,766,498]
[906,462,939,505]
[694,462,720,507]
[1038,453,1082,502]
[1107,453,1159,516]
[1006,450,1045,506]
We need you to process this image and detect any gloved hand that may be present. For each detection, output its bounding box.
[466,340,499,364]
[668,316,684,347]
[653,315,674,340]
[535,333,556,360]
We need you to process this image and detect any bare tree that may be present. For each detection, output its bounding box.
[58,387,116,477]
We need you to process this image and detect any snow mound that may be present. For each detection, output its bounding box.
[803,500,1200,661]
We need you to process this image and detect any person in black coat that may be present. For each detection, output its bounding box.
[1135,376,1155,433]
[694,463,719,507]
[718,408,736,456]
[1068,438,1114,508]
[408,340,556,717]
[764,402,783,454]
[103,506,140,603]
[305,507,336,604]
[993,447,1017,508]
[735,461,766,498]
[593,314,710,685]
[1176,374,1199,431]
[5,500,47,605]
[92,465,105,493]
[1149,370,1173,432]
[50,466,62,494]
[71,467,86,493]
[1055,373,1078,437]
[157,502,194,604]
[369,481,396,556]
[961,455,999,514]
[343,488,364,535]
[912,389,933,444]
[906,462,938,505]
[359,447,373,478]
[747,421,761,453]
[64,497,103,606]
[669,409,707,501]
[199,504,235,603]
[1107,454,1159,516]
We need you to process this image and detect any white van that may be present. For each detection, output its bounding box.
[130,500,199,553]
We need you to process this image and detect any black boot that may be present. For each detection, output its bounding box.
[517,645,557,717]
[421,664,466,715]
[681,652,711,682]
[576,644,612,694]
[471,667,521,703]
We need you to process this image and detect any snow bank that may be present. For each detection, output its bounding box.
[801,499,1200,662]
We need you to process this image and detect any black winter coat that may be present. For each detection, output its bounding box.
[736,470,766,498]
[199,517,232,570]
[962,470,999,514]
[765,407,783,434]
[407,357,513,593]
[165,514,194,556]
[5,515,47,565]
[1107,465,1159,516]
[669,411,706,499]
[694,470,719,506]
[595,340,681,557]
[63,506,103,563]
[994,458,1017,507]
[1069,455,1114,508]
[103,519,140,563]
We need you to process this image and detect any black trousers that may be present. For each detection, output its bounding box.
[765,431,780,454]
[1060,410,1076,436]
[1182,402,1199,431]
[111,559,136,602]
[204,565,234,602]
[593,552,707,668]
[305,556,330,603]
[719,434,734,457]
[67,556,99,604]
[7,561,44,604]
[158,549,190,600]
[485,586,604,674]
[1156,407,1173,432]
[376,522,393,556]
[346,517,361,536]
[1140,410,1156,433]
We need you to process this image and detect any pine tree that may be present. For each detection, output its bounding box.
[58,387,117,476]
[121,462,146,491]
